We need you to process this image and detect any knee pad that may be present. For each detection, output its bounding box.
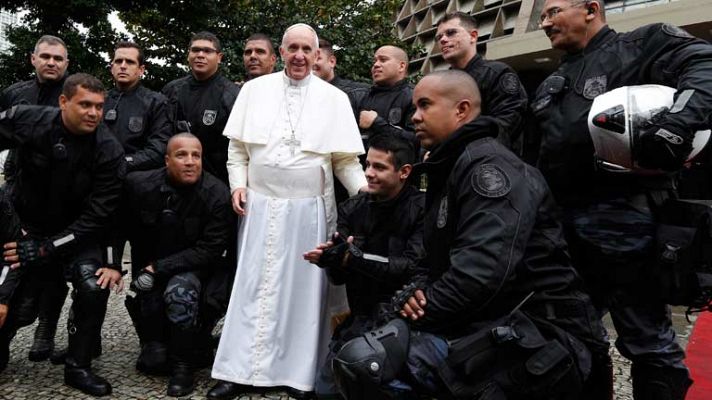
[73,259,103,292]
[163,274,201,329]
[333,319,410,399]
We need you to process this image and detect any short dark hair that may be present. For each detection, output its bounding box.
[62,73,105,99]
[246,33,275,55]
[190,31,221,52]
[438,11,478,30]
[319,38,334,56]
[34,35,67,53]
[368,133,415,169]
[114,41,145,65]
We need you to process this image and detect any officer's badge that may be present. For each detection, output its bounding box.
[128,116,143,133]
[583,75,607,100]
[202,109,217,126]
[499,73,520,95]
[436,196,448,229]
[472,164,511,198]
[662,24,693,39]
[388,108,402,125]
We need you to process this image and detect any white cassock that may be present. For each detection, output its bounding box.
[212,71,366,391]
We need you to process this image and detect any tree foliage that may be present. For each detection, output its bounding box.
[0,0,412,91]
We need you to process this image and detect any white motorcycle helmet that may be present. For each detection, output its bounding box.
[587,85,710,174]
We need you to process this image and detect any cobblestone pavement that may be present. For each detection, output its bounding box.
[0,251,698,400]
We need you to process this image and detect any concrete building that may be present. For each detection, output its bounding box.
[396,0,712,89]
[0,10,20,53]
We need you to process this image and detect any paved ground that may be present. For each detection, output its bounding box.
[0,275,697,400]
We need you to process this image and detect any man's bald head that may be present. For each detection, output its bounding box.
[372,45,409,86]
[412,70,481,149]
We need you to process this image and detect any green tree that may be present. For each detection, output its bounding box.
[1,0,412,91]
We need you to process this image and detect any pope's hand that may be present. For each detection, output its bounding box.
[232,188,247,216]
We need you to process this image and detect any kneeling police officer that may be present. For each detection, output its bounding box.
[122,133,232,397]
[332,70,610,400]
[0,73,126,396]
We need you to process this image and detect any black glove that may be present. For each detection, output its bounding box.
[131,269,155,292]
[317,242,350,270]
[16,239,54,267]
[636,116,692,171]
[389,281,425,315]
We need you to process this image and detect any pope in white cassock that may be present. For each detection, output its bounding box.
[209,24,367,398]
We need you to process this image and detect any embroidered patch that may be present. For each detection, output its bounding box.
[436,196,448,229]
[662,24,693,39]
[388,108,402,125]
[500,72,520,95]
[128,116,143,133]
[655,128,683,145]
[472,164,511,198]
[583,75,607,100]
[202,109,217,126]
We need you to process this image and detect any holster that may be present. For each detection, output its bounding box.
[654,199,712,310]
[438,310,585,399]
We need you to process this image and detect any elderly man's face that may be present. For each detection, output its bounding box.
[165,137,202,186]
[280,27,318,81]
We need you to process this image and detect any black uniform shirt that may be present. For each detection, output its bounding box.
[162,73,239,184]
[460,54,527,149]
[104,84,172,172]
[532,24,712,202]
[0,106,125,249]
[358,79,417,148]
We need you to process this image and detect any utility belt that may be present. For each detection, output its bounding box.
[439,308,589,399]
[653,198,712,313]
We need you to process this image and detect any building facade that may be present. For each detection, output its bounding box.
[396,0,712,89]
[0,10,19,53]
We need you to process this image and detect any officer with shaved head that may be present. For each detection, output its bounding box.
[331,70,609,399]
[357,45,418,160]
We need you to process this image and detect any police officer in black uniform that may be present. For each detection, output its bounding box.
[0,35,70,362]
[242,33,277,82]
[313,38,369,118]
[104,41,172,172]
[0,73,125,396]
[332,70,609,400]
[357,45,417,159]
[531,1,712,398]
[304,133,425,398]
[123,133,232,397]
[162,32,239,185]
[436,12,528,151]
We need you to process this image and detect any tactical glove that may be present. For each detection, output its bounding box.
[16,239,54,267]
[131,269,155,292]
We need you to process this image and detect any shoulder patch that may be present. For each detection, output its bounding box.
[583,75,607,100]
[388,108,402,124]
[499,72,520,95]
[662,24,693,39]
[472,164,511,198]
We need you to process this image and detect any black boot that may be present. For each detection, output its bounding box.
[136,341,169,376]
[284,387,315,400]
[631,364,693,400]
[29,279,68,361]
[64,364,112,396]
[167,361,195,397]
[206,380,251,400]
[0,329,13,372]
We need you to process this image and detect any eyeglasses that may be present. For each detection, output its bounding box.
[539,1,587,26]
[189,46,218,55]
[435,28,464,42]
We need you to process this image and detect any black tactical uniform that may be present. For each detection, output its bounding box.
[122,167,232,393]
[357,79,417,155]
[0,75,69,362]
[0,105,125,395]
[459,55,528,151]
[162,74,239,184]
[531,24,712,398]
[334,117,609,399]
[103,84,173,172]
[315,185,426,396]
